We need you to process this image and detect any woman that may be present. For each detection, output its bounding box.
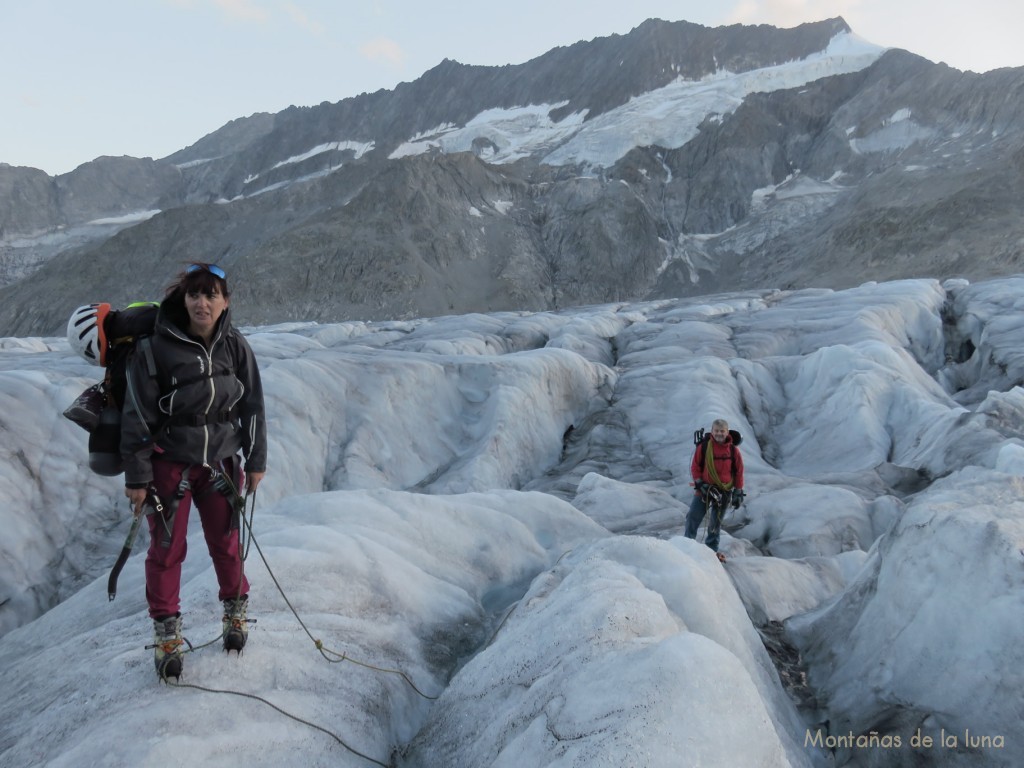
[121,263,267,679]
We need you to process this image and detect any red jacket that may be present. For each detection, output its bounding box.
[691,435,744,492]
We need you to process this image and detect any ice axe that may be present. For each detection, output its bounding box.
[107,491,164,601]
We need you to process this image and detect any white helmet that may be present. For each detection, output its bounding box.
[67,303,112,366]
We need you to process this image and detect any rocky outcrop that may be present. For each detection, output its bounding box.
[0,164,61,236]
[0,156,184,237]
[0,156,186,287]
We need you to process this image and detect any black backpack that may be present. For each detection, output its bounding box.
[64,302,160,475]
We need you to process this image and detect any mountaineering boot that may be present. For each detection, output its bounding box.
[222,596,248,652]
[716,552,727,564]
[152,614,184,679]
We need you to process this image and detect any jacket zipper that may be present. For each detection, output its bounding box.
[169,325,221,467]
[201,347,216,466]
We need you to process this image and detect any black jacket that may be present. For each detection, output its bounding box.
[121,303,267,488]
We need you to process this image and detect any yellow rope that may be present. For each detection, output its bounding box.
[704,439,734,491]
[240,509,438,700]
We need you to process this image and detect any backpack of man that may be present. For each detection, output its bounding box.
[64,302,159,475]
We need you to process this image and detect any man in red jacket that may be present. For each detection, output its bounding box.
[684,419,744,562]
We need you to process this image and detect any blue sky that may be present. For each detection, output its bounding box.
[3,0,1022,176]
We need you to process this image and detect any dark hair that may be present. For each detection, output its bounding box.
[162,263,231,331]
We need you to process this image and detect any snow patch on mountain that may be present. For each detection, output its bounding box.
[230,140,376,197]
[270,140,375,171]
[389,103,587,163]
[750,174,845,213]
[174,156,218,169]
[544,32,885,167]
[390,31,885,169]
[850,119,936,154]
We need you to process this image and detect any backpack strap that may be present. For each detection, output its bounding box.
[139,336,158,379]
[124,336,164,443]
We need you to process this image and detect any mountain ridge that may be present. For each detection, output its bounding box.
[2,17,1023,336]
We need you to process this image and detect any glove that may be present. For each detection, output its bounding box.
[694,481,708,495]
[731,489,745,508]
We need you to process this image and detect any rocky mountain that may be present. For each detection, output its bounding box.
[1,16,1022,336]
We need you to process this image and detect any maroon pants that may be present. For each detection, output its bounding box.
[145,457,249,619]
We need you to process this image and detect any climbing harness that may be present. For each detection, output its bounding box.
[698,483,727,545]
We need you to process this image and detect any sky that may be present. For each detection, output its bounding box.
[1,0,1022,177]
[2,275,1023,764]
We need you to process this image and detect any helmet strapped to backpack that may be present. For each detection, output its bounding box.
[67,303,112,366]
[63,301,161,476]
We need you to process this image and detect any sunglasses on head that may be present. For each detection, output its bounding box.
[186,263,227,279]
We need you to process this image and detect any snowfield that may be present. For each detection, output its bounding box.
[2,275,1023,767]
